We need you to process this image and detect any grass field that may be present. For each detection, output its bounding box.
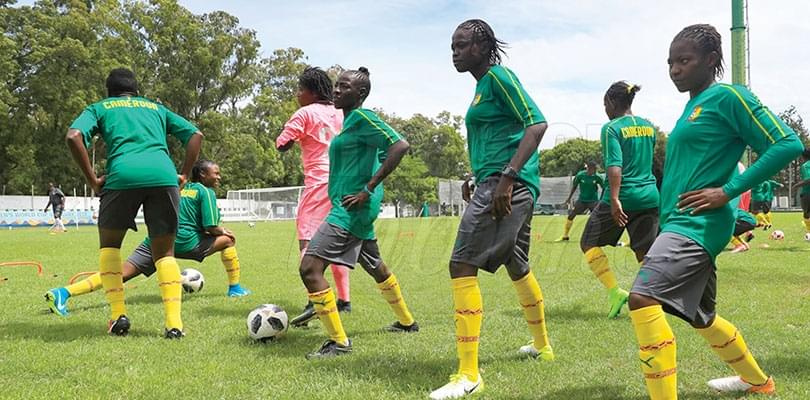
[1,213,809,399]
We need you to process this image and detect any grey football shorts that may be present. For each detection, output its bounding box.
[98,186,180,237]
[750,200,771,214]
[305,222,382,271]
[801,194,810,218]
[631,232,716,326]
[568,200,598,219]
[580,202,659,254]
[450,175,533,276]
[128,235,217,277]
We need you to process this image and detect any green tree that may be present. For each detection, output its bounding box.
[539,138,602,177]
[383,155,437,217]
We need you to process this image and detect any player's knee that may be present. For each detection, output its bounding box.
[580,241,592,254]
[449,261,477,279]
[628,292,656,311]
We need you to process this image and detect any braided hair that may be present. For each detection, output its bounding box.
[191,159,216,183]
[347,66,371,100]
[605,81,641,110]
[299,66,333,103]
[456,19,507,65]
[673,24,724,79]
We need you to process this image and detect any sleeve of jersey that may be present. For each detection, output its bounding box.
[69,106,99,149]
[721,86,804,199]
[602,125,623,168]
[277,109,306,148]
[357,110,402,150]
[200,187,219,228]
[165,109,199,146]
[489,67,545,128]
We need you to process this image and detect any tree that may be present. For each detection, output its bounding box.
[383,155,437,217]
[539,138,601,177]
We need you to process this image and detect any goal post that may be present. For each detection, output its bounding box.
[222,187,304,222]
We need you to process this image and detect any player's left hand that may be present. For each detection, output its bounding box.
[677,187,729,215]
[491,176,514,219]
[178,174,188,189]
[342,192,369,210]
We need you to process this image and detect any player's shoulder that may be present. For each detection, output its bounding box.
[713,83,761,105]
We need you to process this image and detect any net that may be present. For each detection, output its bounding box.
[222,187,304,222]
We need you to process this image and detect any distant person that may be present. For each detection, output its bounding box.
[750,178,782,230]
[44,183,67,232]
[276,67,352,327]
[65,67,202,338]
[45,160,250,316]
[792,148,810,240]
[557,160,604,241]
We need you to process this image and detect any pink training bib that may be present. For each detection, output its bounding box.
[277,103,343,187]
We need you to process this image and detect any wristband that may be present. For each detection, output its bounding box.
[362,185,373,195]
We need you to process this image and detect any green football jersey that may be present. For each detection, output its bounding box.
[70,96,198,190]
[573,170,604,203]
[325,108,402,240]
[465,65,545,201]
[143,181,219,254]
[661,84,802,259]
[751,180,779,202]
[600,115,659,210]
[802,161,810,196]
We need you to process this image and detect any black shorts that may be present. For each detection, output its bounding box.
[52,204,64,219]
[580,202,659,254]
[733,219,757,237]
[750,200,771,214]
[98,187,180,237]
[801,194,810,219]
[128,235,217,277]
[568,200,598,219]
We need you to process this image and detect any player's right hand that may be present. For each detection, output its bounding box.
[90,175,106,193]
[461,180,472,203]
[610,198,628,227]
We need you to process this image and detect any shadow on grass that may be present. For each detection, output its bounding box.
[2,320,154,342]
[532,385,722,400]
[761,354,810,379]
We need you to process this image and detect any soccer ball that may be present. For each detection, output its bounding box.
[805,232,810,242]
[769,230,785,241]
[247,304,288,342]
[180,268,205,293]
[247,222,256,228]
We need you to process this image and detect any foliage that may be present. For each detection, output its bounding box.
[539,138,602,177]
[383,154,437,216]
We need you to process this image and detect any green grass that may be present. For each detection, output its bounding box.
[1,213,809,399]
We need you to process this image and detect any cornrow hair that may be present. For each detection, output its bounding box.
[605,81,641,110]
[803,147,810,159]
[348,66,371,100]
[457,19,508,65]
[299,66,333,103]
[673,23,725,79]
[191,159,216,182]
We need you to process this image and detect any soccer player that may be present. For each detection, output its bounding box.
[750,178,782,229]
[627,24,802,398]
[429,19,551,399]
[44,183,67,233]
[276,67,352,327]
[299,67,418,359]
[557,161,605,241]
[66,68,202,338]
[580,81,659,319]
[792,148,810,240]
[45,160,249,316]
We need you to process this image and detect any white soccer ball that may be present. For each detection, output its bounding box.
[180,268,205,293]
[769,230,785,241]
[247,222,256,228]
[247,304,288,342]
[804,232,810,242]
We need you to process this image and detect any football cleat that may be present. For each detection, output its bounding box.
[164,328,185,339]
[607,287,629,319]
[306,339,352,359]
[45,287,70,317]
[707,376,775,395]
[107,315,131,336]
[227,284,251,297]
[291,302,316,328]
[518,341,555,361]
[383,321,420,333]
[337,299,352,313]
[429,374,484,399]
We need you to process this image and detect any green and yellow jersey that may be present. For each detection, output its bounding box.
[465,65,545,201]
[69,96,198,190]
[801,160,810,196]
[573,170,604,203]
[143,181,219,254]
[600,115,659,210]
[325,108,402,240]
[660,83,803,259]
[751,179,779,202]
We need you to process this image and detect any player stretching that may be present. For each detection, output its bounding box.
[791,148,810,241]
[557,161,604,241]
[580,81,659,319]
[300,67,418,359]
[276,67,353,327]
[45,160,249,316]
[627,24,802,399]
[66,68,202,338]
[430,19,551,399]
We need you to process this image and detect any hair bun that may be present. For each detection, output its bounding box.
[357,67,370,76]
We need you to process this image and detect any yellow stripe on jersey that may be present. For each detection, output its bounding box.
[721,85,775,143]
[503,68,535,125]
[763,109,788,138]
[487,70,528,125]
[357,110,397,144]
[204,188,217,225]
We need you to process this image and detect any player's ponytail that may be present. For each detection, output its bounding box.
[605,81,641,110]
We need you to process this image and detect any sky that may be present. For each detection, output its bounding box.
[19,0,810,149]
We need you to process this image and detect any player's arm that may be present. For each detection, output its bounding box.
[603,125,627,226]
[793,178,810,189]
[178,132,203,187]
[565,176,579,204]
[66,128,104,193]
[276,110,305,152]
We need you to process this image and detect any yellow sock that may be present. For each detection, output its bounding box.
[630,305,677,400]
[584,247,618,290]
[377,274,415,326]
[765,212,773,226]
[453,277,482,381]
[730,237,742,247]
[804,218,810,233]
[755,213,767,226]
[221,247,241,285]
[512,271,549,349]
[99,248,125,319]
[66,272,102,296]
[696,316,768,385]
[156,256,183,331]
[309,288,348,345]
[563,219,573,237]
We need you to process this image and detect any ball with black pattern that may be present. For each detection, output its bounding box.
[246,304,289,342]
